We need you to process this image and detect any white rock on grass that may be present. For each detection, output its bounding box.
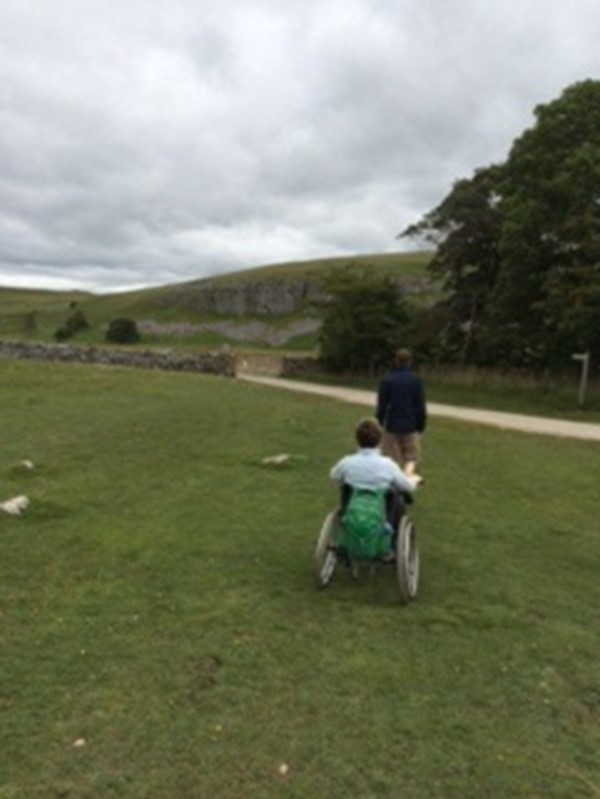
[261,454,291,466]
[0,495,30,515]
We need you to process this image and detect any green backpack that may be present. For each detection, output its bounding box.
[339,488,391,559]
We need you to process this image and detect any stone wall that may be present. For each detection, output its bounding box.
[280,355,324,378]
[236,353,284,377]
[0,341,236,377]
[235,353,324,378]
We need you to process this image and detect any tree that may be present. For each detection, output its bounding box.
[490,80,600,366]
[54,309,90,341]
[401,165,503,363]
[403,79,600,370]
[317,269,409,373]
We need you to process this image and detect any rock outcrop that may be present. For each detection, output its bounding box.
[147,273,432,318]
[152,278,323,317]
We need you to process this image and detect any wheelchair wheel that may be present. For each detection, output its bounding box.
[395,515,419,604]
[315,511,338,588]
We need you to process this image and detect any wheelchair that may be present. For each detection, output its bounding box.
[314,489,419,605]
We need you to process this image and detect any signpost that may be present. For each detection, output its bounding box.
[572,352,590,407]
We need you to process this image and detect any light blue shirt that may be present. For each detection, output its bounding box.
[330,448,416,493]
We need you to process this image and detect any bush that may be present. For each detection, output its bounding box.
[106,318,140,344]
[53,309,90,341]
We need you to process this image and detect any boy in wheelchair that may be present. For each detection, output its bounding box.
[330,418,420,559]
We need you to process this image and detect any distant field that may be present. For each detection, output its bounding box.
[1,360,598,798]
[0,250,434,346]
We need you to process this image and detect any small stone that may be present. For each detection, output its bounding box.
[0,495,29,515]
[261,454,290,465]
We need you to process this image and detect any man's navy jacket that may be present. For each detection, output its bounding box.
[376,366,427,435]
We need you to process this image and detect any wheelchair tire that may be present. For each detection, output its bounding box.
[395,515,419,604]
[315,511,338,588]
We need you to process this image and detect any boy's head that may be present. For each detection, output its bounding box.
[355,417,382,449]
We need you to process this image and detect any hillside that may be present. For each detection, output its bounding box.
[0,250,435,350]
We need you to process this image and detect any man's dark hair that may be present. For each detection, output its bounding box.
[355,418,382,448]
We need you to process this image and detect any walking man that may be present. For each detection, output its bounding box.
[376,348,427,477]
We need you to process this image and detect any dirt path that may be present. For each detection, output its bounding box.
[238,374,600,443]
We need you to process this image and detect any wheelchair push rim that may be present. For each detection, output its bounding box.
[314,511,339,587]
[395,515,419,604]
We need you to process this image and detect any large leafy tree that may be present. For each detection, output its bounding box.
[318,269,409,373]
[403,79,600,369]
[401,165,503,362]
[491,80,600,366]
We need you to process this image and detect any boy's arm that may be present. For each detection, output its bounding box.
[389,461,419,494]
[330,457,347,483]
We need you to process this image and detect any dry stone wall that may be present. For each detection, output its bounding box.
[0,341,236,376]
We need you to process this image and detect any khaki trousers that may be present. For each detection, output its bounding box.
[380,431,421,474]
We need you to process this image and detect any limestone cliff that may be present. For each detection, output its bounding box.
[149,274,431,317]
[153,278,323,317]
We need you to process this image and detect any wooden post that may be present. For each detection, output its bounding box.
[572,352,590,407]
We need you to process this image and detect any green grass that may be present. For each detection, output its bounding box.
[0,361,598,798]
[190,250,431,285]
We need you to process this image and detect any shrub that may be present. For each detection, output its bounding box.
[106,318,140,344]
[53,309,90,341]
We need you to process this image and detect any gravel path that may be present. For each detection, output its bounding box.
[238,374,600,443]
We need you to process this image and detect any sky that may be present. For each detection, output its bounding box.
[1,0,599,293]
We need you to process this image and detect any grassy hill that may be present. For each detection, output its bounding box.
[186,250,432,285]
[0,251,434,350]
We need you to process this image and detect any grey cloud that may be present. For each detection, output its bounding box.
[1,0,599,291]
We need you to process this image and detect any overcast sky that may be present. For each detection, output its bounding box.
[1,0,599,293]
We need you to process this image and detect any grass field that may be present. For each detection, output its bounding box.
[1,360,599,798]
